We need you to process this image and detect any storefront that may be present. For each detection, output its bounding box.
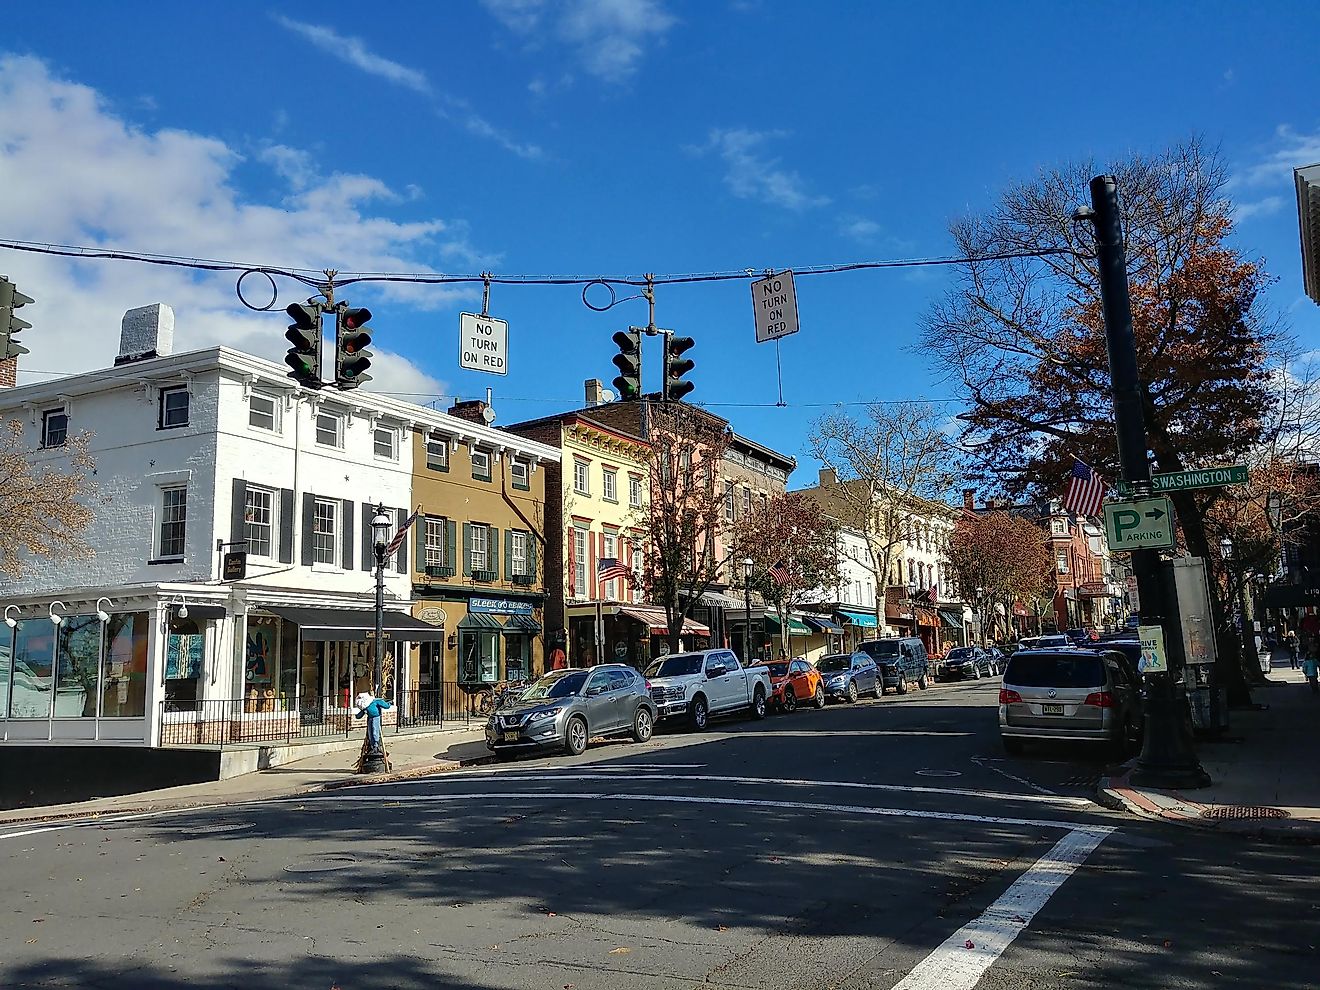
[763,612,812,659]
[836,608,880,651]
[937,608,967,653]
[567,603,710,668]
[798,614,845,662]
[411,590,546,688]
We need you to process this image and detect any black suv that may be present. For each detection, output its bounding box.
[856,637,930,694]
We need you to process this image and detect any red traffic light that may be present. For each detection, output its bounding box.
[342,307,372,331]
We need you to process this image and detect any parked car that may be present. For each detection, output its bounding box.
[1080,638,1142,686]
[1019,634,1072,650]
[856,637,930,694]
[984,646,1007,675]
[998,648,1142,756]
[816,652,881,703]
[645,649,772,730]
[938,646,994,681]
[763,658,825,712]
[485,665,657,757]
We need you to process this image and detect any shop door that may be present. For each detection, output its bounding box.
[299,641,324,722]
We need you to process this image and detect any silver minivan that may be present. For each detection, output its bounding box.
[998,649,1141,756]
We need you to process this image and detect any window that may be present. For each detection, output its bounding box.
[603,469,618,502]
[511,530,529,576]
[313,498,338,566]
[630,475,643,508]
[760,492,768,515]
[1057,552,1069,574]
[471,449,491,481]
[424,517,447,569]
[574,459,590,495]
[1052,518,1067,536]
[573,527,588,596]
[374,426,397,460]
[159,387,189,429]
[602,533,618,599]
[41,408,68,448]
[511,459,529,490]
[249,392,279,432]
[244,487,275,557]
[316,412,343,448]
[158,486,188,560]
[725,481,736,520]
[470,523,489,572]
[854,580,863,605]
[742,487,751,516]
[426,434,449,471]
[631,547,644,602]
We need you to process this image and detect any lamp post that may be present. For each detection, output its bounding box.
[743,557,754,665]
[370,504,392,696]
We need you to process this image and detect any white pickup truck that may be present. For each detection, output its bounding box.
[644,648,772,731]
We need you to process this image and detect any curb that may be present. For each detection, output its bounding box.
[315,753,498,791]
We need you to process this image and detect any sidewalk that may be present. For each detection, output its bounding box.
[1099,666,1320,843]
[0,724,494,827]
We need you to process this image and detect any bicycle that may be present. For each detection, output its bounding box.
[477,679,526,716]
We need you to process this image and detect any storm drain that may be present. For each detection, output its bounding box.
[1200,805,1290,820]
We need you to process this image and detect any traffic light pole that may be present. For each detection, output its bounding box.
[1084,175,1209,789]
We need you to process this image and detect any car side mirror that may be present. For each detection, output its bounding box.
[708,665,726,678]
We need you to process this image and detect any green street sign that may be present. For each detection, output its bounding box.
[1103,496,1176,551]
[1115,465,1248,496]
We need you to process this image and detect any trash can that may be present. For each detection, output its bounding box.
[1184,663,1228,735]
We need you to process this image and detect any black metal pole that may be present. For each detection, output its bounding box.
[745,569,752,664]
[1088,175,1209,788]
[361,503,388,775]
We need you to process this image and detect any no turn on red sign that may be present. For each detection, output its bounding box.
[751,271,800,343]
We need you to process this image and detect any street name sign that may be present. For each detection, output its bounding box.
[1138,624,1168,674]
[1103,496,1175,551]
[751,271,800,343]
[1115,464,1247,496]
[459,313,508,375]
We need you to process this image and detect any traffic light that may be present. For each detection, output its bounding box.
[335,307,373,389]
[664,334,695,402]
[0,277,33,361]
[611,328,642,401]
[284,301,322,389]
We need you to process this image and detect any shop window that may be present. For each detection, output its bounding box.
[9,618,56,718]
[41,408,68,448]
[159,387,190,429]
[53,614,103,718]
[459,630,500,684]
[164,619,204,705]
[101,612,149,718]
[244,617,280,697]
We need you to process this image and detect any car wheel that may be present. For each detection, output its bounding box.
[751,686,768,720]
[846,680,858,703]
[972,665,982,680]
[782,687,797,713]
[918,674,929,690]
[632,706,654,743]
[564,715,589,756]
[895,676,908,696]
[813,684,826,709]
[1002,736,1025,756]
[688,695,709,732]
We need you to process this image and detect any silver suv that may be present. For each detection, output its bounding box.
[998,649,1142,756]
[485,665,657,758]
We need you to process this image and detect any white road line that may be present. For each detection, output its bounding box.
[970,755,1060,797]
[356,770,1094,809]
[891,827,1112,989]
[307,790,1110,833]
[0,802,237,841]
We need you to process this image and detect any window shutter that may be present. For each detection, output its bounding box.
[589,531,597,595]
[446,520,457,573]
[504,529,513,580]
[488,527,499,575]
[301,493,315,566]
[341,499,355,571]
[463,523,473,577]
[528,535,538,584]
[415,516,427,573]
[278,489,294,563]
[230,479,247,548]
[394,507,408,573]
[361,504,373,572]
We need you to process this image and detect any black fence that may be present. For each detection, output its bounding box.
[158,682,500,747]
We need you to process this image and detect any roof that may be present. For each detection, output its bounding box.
[1296,163,1320,305]
[728,431,796,472]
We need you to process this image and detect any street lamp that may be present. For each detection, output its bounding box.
[364,503,392,775]
[743,558,754,665]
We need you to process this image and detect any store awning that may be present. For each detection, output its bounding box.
[458,612,504,630]
[801,615,844,635]
[618,606,710,636]
[264,606,446,642]
[699,590,745,610]
[837,609,879,628]
[765,613,812,636]
[937,608,964,630]
[916,606,939,628]
[502,614,543,633]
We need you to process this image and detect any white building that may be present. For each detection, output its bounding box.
[0,305,558,749]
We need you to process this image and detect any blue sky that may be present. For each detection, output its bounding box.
[2,1,1318,486]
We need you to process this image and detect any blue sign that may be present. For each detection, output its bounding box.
[469,597,534,616]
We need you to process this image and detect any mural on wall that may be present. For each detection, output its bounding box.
[245,622,276,685]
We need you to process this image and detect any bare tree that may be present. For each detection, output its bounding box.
[0,419,99,579]
[806,401,957,635]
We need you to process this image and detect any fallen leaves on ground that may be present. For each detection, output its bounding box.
[964,940,976,949]
[608,947,632,955]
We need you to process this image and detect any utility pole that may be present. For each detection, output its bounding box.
[1082,175,1209,789]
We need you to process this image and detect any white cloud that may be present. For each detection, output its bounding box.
[840,217,880,240]
[483,0,676,84]
[1233,124,1320,189]
[0,55,468,396]
[1234,195,1285,222]
[691,128,828,211]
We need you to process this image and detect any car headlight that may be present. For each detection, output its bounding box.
[526,708,561,725]
[827,675,846,686]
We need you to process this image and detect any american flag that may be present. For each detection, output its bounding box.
[384,508,419,557]
[597,557,634,584]
[767,560,790,586]
[1063,460,1107,516]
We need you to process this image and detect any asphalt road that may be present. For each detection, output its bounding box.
[2,678,1317,989]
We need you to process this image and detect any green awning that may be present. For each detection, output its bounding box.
[502,614,542,633]
[765,613,812,636]
[458,612,503,630]
[938,608,964,630]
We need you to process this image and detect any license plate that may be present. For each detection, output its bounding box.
[500,730,520,742]
[1042,703,1065,715]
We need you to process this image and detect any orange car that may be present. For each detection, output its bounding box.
[765,658,826,712]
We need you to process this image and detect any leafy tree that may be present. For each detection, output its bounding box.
[946,510,1053,643]
[921,141,1284,701]
[0,418,98,578]
[731,493,840,657]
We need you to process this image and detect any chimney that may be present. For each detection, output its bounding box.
[962,489,975,511]
[987,497,998,510]
[818,467,838,486]
[115,304,175,366]
[447,399,489,424]
[0,356,15,389]
[584,378,604,407]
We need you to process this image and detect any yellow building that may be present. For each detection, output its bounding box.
[407,401,560,701]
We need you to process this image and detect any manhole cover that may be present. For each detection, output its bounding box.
[283,854,358,874]
[1200,806,1290,820]
[190,822,256,835]
[915,769,962,778]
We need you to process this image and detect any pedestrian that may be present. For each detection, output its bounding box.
[1302,652,1320,696]
[550,645,566,670]
[1286,630,1300,669]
